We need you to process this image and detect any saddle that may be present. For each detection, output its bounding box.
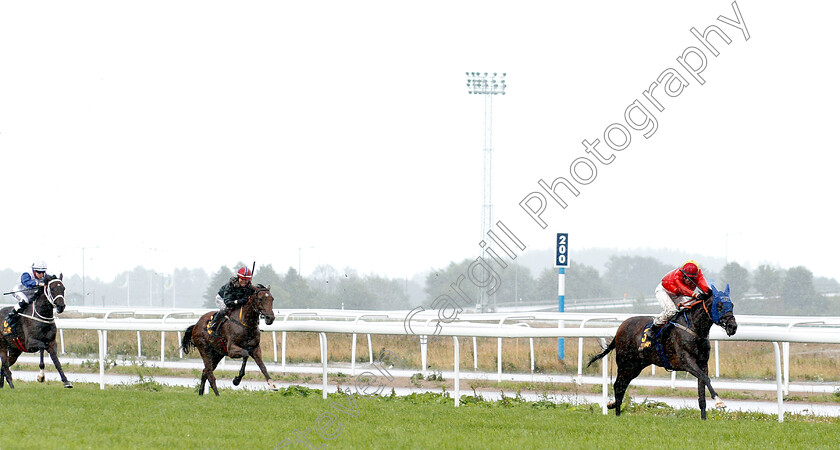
[2,315,27,352]
[206,313,228,336]
[2,317,13,337]
[2,311,21,337]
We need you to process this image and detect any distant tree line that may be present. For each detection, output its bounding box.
[202,263,414,311]
[421,256,840,316]
[2,254,838,316]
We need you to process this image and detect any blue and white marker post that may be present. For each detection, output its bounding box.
[556,233,568,359]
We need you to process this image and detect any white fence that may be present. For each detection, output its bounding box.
[37,307,840,422]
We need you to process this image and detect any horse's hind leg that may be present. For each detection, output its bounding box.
[47,341,72,388]
[3,348,21,389]
[0,364,9,389]
[610,364,644,416]
[0,347,9,388]
[206,352,224,396]
[1,347,19,389]
[196,347,217,396]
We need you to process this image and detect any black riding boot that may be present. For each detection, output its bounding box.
[208,311,224,335]
[5,302,26,323]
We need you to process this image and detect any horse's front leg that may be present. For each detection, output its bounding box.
[38,349,45,382]
[225,343,251,387]
[697,377,708,420]
[47,341,72,388]
[249,345,278,391]
[683,360,724,419]
[233,356,249,386]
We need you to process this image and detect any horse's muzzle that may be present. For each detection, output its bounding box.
[264,316,275,326]
[724,318,738,336]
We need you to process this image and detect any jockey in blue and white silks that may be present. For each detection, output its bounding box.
[8,261,48,318]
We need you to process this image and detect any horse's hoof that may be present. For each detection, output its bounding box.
[64,382,73,388]
[713,397,726,409]
[233,378,241,386]
[607,401,617,410]
[37,376,44,383]
[268,381,278,391]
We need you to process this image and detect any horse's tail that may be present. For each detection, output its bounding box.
[586,339,616,368]
[181,325,194,354]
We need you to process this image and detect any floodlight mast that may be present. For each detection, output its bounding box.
[465,72,506,313]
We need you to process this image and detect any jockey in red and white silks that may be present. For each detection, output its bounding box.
[640,260,712,350]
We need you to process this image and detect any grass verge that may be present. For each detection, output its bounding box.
[2,381,838,449]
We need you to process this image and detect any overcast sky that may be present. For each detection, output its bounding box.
[1,1,837,284]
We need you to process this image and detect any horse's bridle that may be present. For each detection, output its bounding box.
[253,286,273,320]
[45,278,65,307]
[701,292,733,325]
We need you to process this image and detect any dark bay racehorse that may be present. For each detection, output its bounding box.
[587,284,738,419]
[1,274,73,389]
[181,284,277,395]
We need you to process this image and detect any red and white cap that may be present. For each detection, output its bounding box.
[237,267,253,280]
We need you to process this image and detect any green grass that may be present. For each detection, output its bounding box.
[1,381,838,449]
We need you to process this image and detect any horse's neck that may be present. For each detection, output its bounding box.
[685,304,713,336]
[237,298,260,325]
[32,297,54,318]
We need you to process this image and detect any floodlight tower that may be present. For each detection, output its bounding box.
[466,72,506,312]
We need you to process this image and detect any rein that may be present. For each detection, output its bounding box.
[669,320,698,338]
[17,312,55,324]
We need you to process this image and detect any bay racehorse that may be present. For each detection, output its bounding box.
[1,274,73,389]
[587,284,737,419]
[181,284,277,395]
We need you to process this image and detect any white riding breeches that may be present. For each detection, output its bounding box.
[653,284,692,326]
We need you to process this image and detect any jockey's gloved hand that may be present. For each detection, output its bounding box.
[697,291,712,300]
